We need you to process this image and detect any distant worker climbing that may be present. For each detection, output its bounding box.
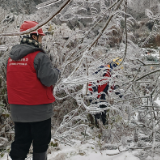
[88,58,122,127]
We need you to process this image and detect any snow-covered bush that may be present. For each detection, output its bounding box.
[1,0,160,159]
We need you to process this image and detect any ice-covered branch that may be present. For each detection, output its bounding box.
[88,0,124,50]
[36,0,60,9]
[119,0,128,66]
[0,0,71,36]
[135,69,160,82]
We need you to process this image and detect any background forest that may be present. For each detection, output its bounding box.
[1,0,160,160]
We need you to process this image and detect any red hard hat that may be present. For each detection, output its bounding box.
[20,21,45,36]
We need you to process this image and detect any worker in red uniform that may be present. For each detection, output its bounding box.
[7,21,60,160]
[88,58,122,127]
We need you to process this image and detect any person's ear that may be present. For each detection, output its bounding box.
[32,35,37,41]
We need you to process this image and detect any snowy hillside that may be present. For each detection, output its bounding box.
[1,0,160,160]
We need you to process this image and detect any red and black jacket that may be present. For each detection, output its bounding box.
[88,64,111,100]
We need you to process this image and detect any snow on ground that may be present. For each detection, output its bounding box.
[2,121,160,160]
[47,139,160,160]
[2,141,160,160]
[2,127,160,160]
[48,139,140,160]
[2,98,160,160]
[0,139,139,160]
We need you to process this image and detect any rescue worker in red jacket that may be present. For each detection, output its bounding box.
[88,58,122,127]
[7,21,60,160]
